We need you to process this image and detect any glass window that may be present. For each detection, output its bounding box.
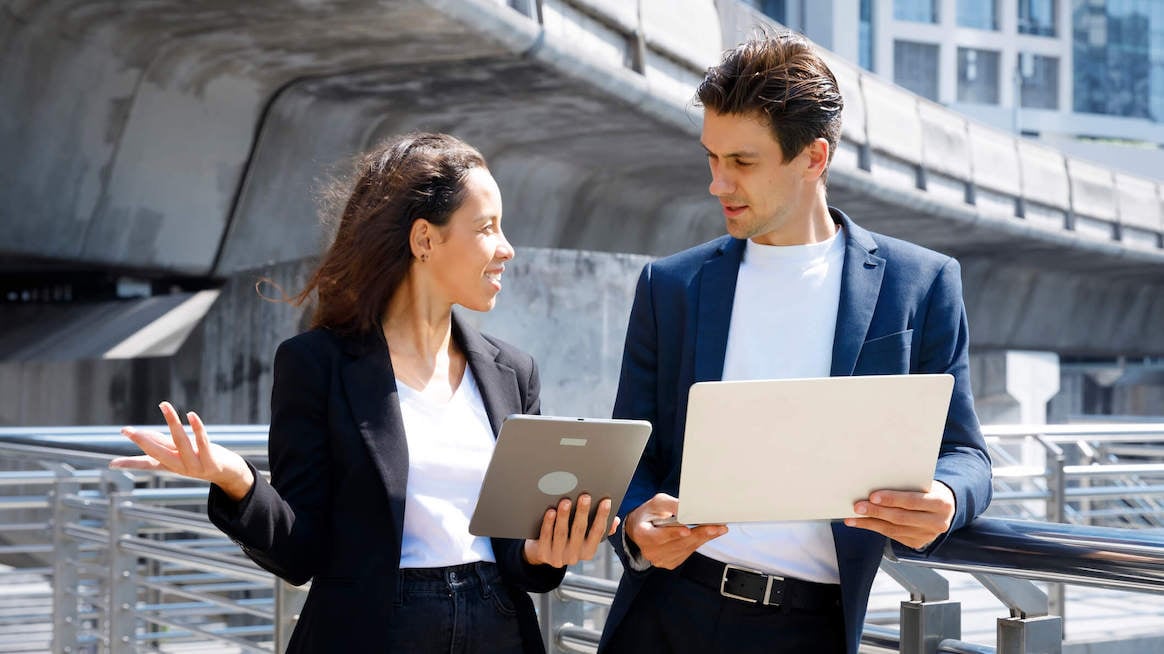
[957,48,1001,104]
[1019,53,1060,109]
[958,0,998,30]
[1018,0,1056,36]
[1073,0,1164,120]
[860,0,875,70]
[741,0,787,24]
[894,0,938,24]
[894,40,940,100]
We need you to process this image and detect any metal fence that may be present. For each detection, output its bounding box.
[2,424,1164,653]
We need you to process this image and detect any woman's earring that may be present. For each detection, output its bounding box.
[419,253,428,263]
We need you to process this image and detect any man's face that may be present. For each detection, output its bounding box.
[701,109,817,245]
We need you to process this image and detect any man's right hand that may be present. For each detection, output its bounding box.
[625,493,728,569]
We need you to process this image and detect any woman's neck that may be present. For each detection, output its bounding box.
[382,274,464,397]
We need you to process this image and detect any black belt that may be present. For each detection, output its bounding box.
[678,552,841,611]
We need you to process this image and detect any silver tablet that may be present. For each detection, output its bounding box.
[469,414,652,540]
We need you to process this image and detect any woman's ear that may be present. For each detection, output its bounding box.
[410,219,433,262]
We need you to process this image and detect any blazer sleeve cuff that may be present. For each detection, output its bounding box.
[206,460,271,546]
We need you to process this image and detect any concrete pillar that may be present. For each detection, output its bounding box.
[971,349,1061,520]
[971,349,1061,426]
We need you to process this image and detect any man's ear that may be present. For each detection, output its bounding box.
[804,138,830,181]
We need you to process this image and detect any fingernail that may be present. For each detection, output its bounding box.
[871,494,882,504]
[855,504,867,515]
[845,518,856,527]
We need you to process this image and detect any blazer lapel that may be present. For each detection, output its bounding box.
[694,236,746,383]
[830,209,886,376]
[340,330,409,535]
[453,312,520,437]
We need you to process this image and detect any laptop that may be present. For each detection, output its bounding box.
[469,415,652,540]
[673,374,954,524]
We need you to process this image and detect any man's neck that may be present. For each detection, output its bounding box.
[751,193,835,246]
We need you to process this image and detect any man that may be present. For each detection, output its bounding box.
[599,32,993,654]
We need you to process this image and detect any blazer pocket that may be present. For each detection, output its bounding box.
[855,329,913,374]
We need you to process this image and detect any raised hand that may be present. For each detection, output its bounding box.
[523,494,620,568]
[110,401,255,501]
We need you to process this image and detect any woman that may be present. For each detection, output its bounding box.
[111,133,616,652]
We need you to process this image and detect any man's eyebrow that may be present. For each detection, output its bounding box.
[700,144,759,159]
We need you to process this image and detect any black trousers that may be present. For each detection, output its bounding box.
[384,562,524,654]
[605,562,846,654]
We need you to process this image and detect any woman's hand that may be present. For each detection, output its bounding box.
[522,494,619,568]
[109,401,255,501]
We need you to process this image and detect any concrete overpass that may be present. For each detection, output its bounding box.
[2,0,1163,423]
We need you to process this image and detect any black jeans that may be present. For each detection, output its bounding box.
[606,563,846,654]
[385,561,524,653]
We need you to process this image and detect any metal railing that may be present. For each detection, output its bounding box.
[3,424,1164,653]
[0,429,285,654]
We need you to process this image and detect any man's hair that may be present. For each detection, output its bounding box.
[697,31,843,169]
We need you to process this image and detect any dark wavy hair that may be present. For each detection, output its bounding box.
[288,133,487,335]
[697,30,843,172]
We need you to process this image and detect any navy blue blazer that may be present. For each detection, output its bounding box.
[207,314,565,653]
[601,209,993,654]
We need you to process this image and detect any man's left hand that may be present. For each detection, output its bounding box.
[844,481,955,550]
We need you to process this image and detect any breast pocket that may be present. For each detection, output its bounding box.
[854,329,913,375]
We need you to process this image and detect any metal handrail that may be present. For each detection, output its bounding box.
[889,518,1164,594]
[6,426,1164,653]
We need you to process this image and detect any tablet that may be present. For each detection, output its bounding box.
[676,374,954,524]
[469,415,652,540]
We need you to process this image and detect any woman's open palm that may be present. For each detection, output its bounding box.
[111,401,254,500]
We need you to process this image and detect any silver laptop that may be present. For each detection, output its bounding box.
[675,374,954,524]
[469,415,652,539]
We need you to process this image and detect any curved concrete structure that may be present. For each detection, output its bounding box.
[2,0,1164,427]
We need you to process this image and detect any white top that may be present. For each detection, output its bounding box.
[397,366,497,568]
[696,228,846,584]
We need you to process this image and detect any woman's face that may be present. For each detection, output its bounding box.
[427,167,514,312]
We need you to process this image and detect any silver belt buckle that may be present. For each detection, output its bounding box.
[762,573,784,606]
[719,563,783,606]
[717,560,772,600]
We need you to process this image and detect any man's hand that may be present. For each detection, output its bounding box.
[844,481,955,550]
[625,493,727,569]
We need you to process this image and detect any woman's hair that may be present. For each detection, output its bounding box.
[697,30,843,172]
[290,133,487,335]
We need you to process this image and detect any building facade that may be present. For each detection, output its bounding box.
[746,0,1164,180]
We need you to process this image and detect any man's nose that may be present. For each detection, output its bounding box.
[708,170,733,197]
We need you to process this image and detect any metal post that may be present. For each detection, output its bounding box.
[538,591,557,654]
[900,599,962,654]
[104,472,138,653]
[275,580,308,652]
[997,615,1063,654]
[880,557,961,654]
[1039,437,1068,620]
[51,465,80,654]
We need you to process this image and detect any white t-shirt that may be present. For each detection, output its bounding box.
[696,228,846,584]
[397,367,497,568]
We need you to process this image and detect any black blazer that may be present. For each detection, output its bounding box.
[208,313,565,653]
